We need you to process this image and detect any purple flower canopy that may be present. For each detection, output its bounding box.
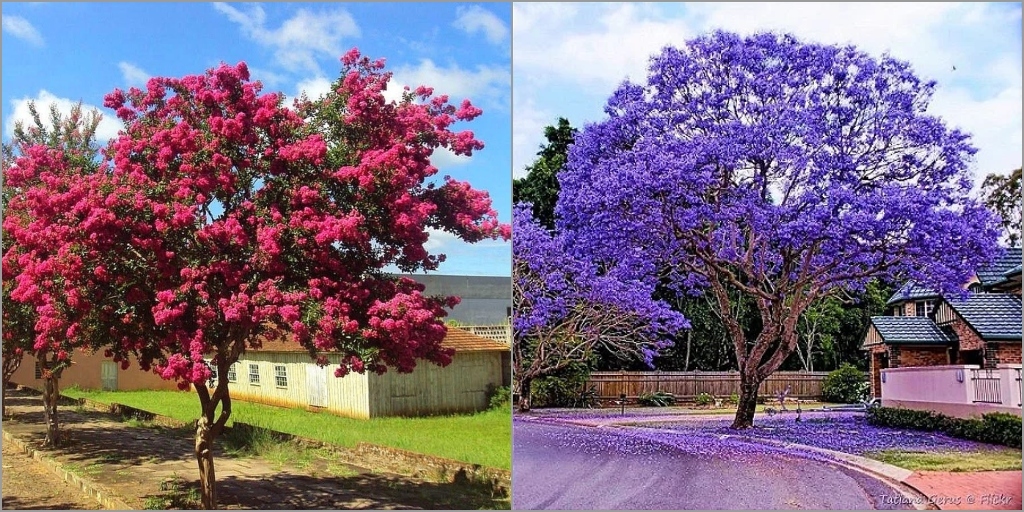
[513,204,687,366]
[556,30,1000,305]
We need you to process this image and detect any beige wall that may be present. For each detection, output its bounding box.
[223,350,505,418]
[225,353,372,419]
[9,351,178,392]
[368,351,504,417]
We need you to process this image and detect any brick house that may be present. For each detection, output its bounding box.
[862,247,1022,399]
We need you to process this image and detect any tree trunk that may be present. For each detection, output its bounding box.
[683,331,692,371]
[193,360,234,510]
[195,415,218,509]
[732,377,760,429]
[517,377,533,412]
[42,374,61,446]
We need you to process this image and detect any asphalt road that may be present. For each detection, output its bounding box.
[512,419,914,510]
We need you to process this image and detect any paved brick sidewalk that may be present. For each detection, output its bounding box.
[2,390,504,509]
[905,471,1022,510]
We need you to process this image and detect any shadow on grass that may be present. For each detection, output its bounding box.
[6,392,510,510]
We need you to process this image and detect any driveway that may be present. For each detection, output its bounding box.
[513,418,914,510]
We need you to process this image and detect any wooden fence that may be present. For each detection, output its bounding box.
[586,371,831,401]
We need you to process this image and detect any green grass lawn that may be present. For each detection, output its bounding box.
[61,388,511,470]
[867,449,1023,472]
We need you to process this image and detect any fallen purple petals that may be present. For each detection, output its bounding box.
[519,409,1004,457]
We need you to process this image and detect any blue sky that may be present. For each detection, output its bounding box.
[513,3,1023,185]
[2,2,511,276]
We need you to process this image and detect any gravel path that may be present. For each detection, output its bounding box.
[2,442,104,510]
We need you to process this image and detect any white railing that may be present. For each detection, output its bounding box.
[460,324,512,345]
[971,368,1001,404]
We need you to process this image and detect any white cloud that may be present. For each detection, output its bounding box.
[430,147,472,170]
[387,59,509,110]
[118,61,150,87]
[294,76,333,101]
[511,99,553,178]
[2,14,44,47]
[5,90,122,141]
[212,3,360,75]
[513,2,1023,184]
[453,5,508,45]
[248,66,289,88]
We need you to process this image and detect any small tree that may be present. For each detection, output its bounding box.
[2,101,102,439]
[7,50,507,508]
[512,118,576,230]
[557,31,1001,428]
[980,168,1022,247]
[512,205,684,411]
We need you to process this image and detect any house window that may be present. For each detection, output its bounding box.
[248,363,260,385]
[892,307,902,317]
[226,364,237,382]
[34,361,42,380]
[915,301,934,317]
[274,365,288,388]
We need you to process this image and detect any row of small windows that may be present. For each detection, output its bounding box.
[208,362,288,388]
[892,300,935,318]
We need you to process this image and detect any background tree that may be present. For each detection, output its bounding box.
[557,31,1001,428]
[512,118,576,229]
[5,51,507,508]
[512,205,685,411]
[1,101,102,440]
[980,168,1022,247]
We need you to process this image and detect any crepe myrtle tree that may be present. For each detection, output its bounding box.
[1,101,103,437]
[5,49,508,508]
[513,205,686,411]
[557,31,1001,428]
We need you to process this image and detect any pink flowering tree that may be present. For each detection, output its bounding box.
[6,50,507,508]
[1,102,102,435]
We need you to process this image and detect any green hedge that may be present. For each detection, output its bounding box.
[822,363,869,404]
[867,407,1022,449]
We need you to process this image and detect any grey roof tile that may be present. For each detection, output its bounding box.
[946,293,1022,341]
[976,248,1022,287]
[869,316,952,345]
[886,281,940,306]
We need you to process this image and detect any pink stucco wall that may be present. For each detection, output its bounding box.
[881,364,1022,418]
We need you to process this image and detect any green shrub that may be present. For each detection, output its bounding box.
[822,363,869,403]
[531,365,592,408]
[638,391,676,407]
[694,392,715,407]
[486,385,511,410]
[728,393,740,405]
[867,407,1022,449]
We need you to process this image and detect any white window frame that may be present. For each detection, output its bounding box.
[248,363,261,385]
[226,363,237,383]
[274,365,288,388]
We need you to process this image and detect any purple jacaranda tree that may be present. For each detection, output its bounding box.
[557,31,1001,428]
[513,205,687,412]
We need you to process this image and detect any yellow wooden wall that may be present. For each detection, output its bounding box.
[226,353,371,419]
[367,351,504,417]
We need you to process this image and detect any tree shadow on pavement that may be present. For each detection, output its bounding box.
[215,471,509,510]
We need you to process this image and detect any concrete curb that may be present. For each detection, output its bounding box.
[520,413,936,510]
[1,429,136,510]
